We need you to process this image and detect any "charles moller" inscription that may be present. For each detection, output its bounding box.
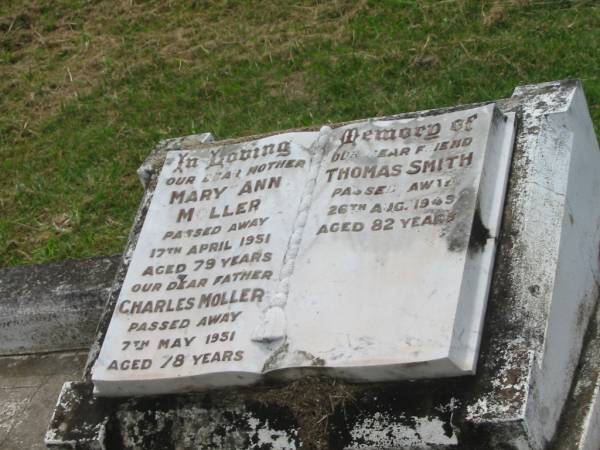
[117,288,265,316]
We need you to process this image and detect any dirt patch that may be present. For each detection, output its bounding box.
[247,377,359,450]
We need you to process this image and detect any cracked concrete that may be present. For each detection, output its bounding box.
[0,255,119,449]
[0,255,120,356]
[0,352,87,450]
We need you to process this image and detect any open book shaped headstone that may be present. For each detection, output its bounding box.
[92,104,515,396]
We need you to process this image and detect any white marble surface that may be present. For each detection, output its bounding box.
[93,132,318,395]
[92,105,516,396]
[276,105,515,380]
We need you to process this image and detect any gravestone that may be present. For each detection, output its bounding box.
[91,104,516,396]
[45,80,600,449]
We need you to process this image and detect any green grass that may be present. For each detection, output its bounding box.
[1,0,599,266]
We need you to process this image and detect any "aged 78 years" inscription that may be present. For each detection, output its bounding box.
[92,104,516,396]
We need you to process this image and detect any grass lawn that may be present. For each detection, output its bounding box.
[1,0,598,267]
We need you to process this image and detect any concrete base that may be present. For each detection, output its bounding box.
[0,352,87,450]
[1,300,599,449]
[0,256,119,356]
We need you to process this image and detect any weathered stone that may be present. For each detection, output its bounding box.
[548,300,600,450]
[0,352,87,450]
[46,80,600,449]
[0,256,120,356]
[278,106,515,381]
[137,132,215,189]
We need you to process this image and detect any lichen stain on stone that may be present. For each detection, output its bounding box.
[469,208,491,253]
[326,381,464,450]
[111,403,299,450]
[347,412,458,449]
[528,284,541,297]
[262,343,325,372]
[295,350,326,367]
[262,342,290,372]
[596,240,600,274]
[466,341,531,422]
[444,187,491,253]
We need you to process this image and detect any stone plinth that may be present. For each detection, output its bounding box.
[0,256,119,356]
[46,80,600,449]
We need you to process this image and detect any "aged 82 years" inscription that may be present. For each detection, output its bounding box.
[92,104,516,396]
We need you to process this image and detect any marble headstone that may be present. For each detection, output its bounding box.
[91,104,515,396]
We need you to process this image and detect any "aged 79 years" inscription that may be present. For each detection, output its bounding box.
[92,104,516,396]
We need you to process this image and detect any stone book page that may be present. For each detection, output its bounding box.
[92,131,320,396]
[264,104,515,381]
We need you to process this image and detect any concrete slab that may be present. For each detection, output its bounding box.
[0,256,119,356]
[0,352,87,450]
